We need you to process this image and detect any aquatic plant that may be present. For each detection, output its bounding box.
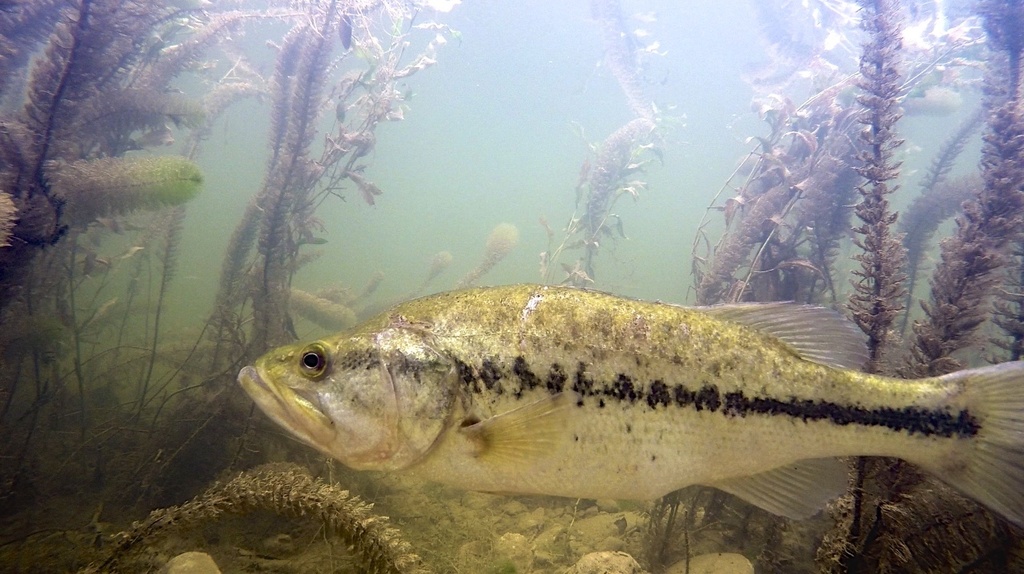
[86,463,426,574]
[540,0,663,289]
[0,0,226,513]
[290,288,358,331]
[544,118,658,286]
[456,223,520,288]
[208,0,447,364]
[864,0,1024,561]
[642,484,818,572]
[582,119,656,277]
[983,0,1024,359]
[642,489,726,572]
[589,0,654,120]
[898,110,985,330]
[695,0,988,308]
[693,4,986,309]
[684,1,1024,570]
[692,85,861,305]
[780,109,862,305]
[407,250,453,298]
[250,3,342,353]
[0,0,208,312]
[135,207,187,420]
[51,156,202,228]
[0,191,15,247]
[993,243,1024,361]
[100,0,446,503]
[0,1,61,94]
[816,2,1024,572]
[817,2,911,572]
[845,0,906,372]
[906,2,1024,377]
[905,189,1021,378]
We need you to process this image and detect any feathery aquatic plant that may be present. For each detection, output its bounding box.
[846,0,907,372]
[249,7,340,353]
[693,85,860,305]
[0,1,61,101]
[408,250,453,297]
[982,0,1024,366]
[590,0,654,120]
[905,195,1019,377]
[541,0,662,289]
[0,191,15,247]
[899,110,985,327]
[135,207,187,420]
[823,3,909,572]
[821,3,1024,572]
[992,244,1024,361]
[208,0,447,362]
[0,0,206,312]
[456,223,520,289]
[87,463,426,574]
[544,117,657,286]
[906,0,1024,377]
[290,288,358,331]
[50,156,202,228]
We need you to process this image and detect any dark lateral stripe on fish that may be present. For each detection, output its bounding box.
[452,356,981,439]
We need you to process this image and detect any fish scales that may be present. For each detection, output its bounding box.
[389,285,965,434]
[395,288,946,493]
[239,284,1024,524]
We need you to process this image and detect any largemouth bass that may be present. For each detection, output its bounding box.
[238,284,1024,524]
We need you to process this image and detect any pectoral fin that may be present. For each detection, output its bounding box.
[712,458,849,519]
[459,393,571,464]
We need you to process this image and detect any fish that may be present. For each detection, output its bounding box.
[133,123,175,148]
[339,12,353,50]
[237,284,1024,524]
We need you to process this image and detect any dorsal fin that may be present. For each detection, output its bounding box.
[700,302,868,370]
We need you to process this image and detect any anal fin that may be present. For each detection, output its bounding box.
[712,458,849,519]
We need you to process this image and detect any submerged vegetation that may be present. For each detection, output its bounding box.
[0,0,452,570]
[691,0,1024,572]
[0,0,1023,572]
[88,463,425,573]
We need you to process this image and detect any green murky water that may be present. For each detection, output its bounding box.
[1,0,1020,572]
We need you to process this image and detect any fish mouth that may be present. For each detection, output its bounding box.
[237,365,265,393]
[237,365,336,451]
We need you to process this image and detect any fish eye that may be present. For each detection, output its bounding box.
[298,343,329,379]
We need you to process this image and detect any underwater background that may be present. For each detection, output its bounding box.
[1,0,1022,572]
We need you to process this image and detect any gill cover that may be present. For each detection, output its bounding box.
[371,321,459,469]
[291,321,456,471]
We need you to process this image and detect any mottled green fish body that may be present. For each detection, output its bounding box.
[239,284,1024,524]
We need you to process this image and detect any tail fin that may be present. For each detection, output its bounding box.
[929,361,1024,526]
